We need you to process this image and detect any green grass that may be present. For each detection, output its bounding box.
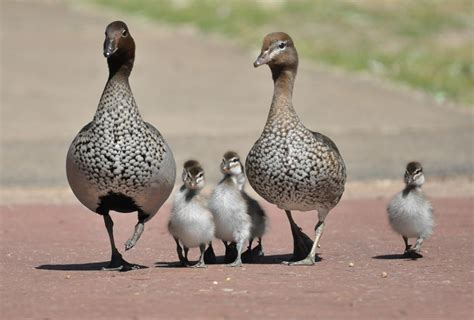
[88,0,474,105]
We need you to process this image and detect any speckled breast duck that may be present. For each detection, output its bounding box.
[66,21,176,271]
[245,32,346,265]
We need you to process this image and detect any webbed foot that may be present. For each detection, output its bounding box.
[282,256,315,266]
[102,252,142,272]
[226,259,242,267]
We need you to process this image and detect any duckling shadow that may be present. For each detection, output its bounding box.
[155,261,186,268]
[155,254,323,267]
[252,254,322,264]
[372,253,422,260]
[36,261,148,271]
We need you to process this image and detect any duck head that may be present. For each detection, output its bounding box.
[103,21,135,64]
[254,32,298,71]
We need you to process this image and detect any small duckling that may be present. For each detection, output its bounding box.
[168,160,215,268]
[387,162,434,258]
[209,151,267,267]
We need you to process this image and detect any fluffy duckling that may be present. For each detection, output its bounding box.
[168,160,215,268]
[387,162,434,257]
[209,151,267,267]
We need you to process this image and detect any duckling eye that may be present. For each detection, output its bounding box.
[231,158,239,163]
[278,42,286,49]
[121,29,128,37]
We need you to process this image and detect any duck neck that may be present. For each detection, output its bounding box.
[107,56,134,80]
[94,56,141,123]
[268,66,297,120]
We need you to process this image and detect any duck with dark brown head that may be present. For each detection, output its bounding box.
[66,21,176,271]
[246,32,347,266]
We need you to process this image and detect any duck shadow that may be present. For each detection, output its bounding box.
[372,253,423,260]
[36,261,148,271]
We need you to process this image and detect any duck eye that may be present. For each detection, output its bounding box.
[231,158,239,163]
[122,29,128,37]
[278,42,286,49]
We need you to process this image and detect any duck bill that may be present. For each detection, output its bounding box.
[103,38,118,58]
[253,51,271,67]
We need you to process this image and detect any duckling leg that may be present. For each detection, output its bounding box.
[256,237,264,256]
[227,240,244,267]
[283,210,313,262]
[101,212,140,271]
[406,237,424,258]
[285,220,325,266]
[224,241,238,263]
[184,246,190,263]
[403,236,412,252]
[247,238,254,252]
[124,210,147,251]
[242,238,256,263]
[173,237,187,266]
[191,244,207,268]
[204,242,217,264]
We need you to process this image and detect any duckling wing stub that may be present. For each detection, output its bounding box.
[311,130,341,155]
[242,191,265,217]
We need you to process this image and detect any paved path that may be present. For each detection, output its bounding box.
[1,0,473,190]
[1,2,473,319]
[1,199,473,319]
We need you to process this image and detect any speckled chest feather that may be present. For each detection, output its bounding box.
[246,110,346,212]
[70,77,166,196]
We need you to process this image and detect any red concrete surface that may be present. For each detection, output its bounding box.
[1,198,473,319]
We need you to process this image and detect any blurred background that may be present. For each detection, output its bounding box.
[1,0,473,202]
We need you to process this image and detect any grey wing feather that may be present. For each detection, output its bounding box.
[145,122,163,137]
[77,122,93,135]
[311,130,341,155]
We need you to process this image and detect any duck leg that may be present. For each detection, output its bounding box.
[285,220,325,266]
[101,212,140,271]
[283,210,313,262]
[190,244,207,268]
[124,211,147,251]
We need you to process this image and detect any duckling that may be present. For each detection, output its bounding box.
[168,160,215,268]
[66,21,176,271]
[387,162,434,257]
[221,151,267,259]
[246,33,346,266]
[209,151,267,267]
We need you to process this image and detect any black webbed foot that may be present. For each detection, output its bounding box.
[102,252,143,272]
